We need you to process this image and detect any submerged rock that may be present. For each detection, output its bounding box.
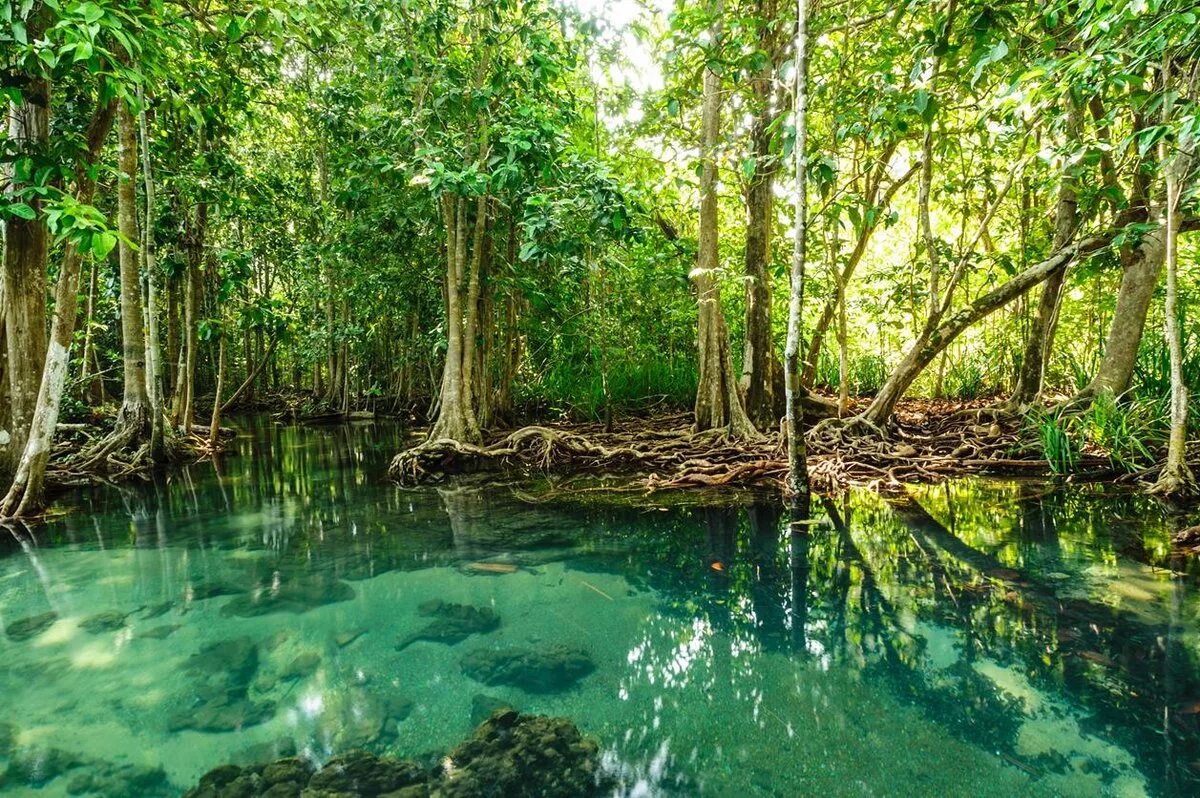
[307,750,426,794]
[168,637,275,733]
[397,601,500,651]
[470,694,517,727]
[440,710,609,797]
[140,624,180,640]
[220,576,355,618]
[183,711,605,797]
[335,628,368,648]
[4,611,57,642]
[64,761,170,797]
[2,746,86,788]
[460,644,595,693]
[187,581,244,601]
[79,610,128,634]
[139,601,175,619]
[0,721,15,758]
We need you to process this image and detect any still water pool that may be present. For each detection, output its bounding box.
[0,419,1198,796]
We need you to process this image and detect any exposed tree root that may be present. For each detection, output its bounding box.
[389,404,1109,493]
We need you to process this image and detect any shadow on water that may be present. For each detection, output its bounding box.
[0,417,1197,796]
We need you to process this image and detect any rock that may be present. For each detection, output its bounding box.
[232,739,297,767]
[3,746,86,787]
[220,577,355,618]
[1173,524,1200,550]
[335,628,367,648]
[438,711,608,797]
[140,624,181,640]
[460,645,595,693]
[80,610,128,634]
[397,602,500,651]
[140,601,175,619]
[470,695,516,727]
[65,761,170,797]
[262,758,313,788]
[188,582,244,601]
[305,750,425,795]
[0,721,15,757]
[5,611,57,642]
[182,764,263,798]
[281,652,322,681]
[169,637,275,733]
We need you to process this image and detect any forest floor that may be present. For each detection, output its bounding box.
[388,398,1128,494]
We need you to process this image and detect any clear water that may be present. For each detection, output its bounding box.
[1,418,1198,796]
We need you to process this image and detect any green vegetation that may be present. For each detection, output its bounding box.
[2,0,1200,513]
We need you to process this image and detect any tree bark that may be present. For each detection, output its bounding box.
[2,74,51,477]
[693,0,757,439]
[784,0,810,497]
[1010,102,1081,406]
[113,105,152,440]
[862,234,1113,426]
[1,99,117,517]
[740,0,784,429]
[137,91,167,460]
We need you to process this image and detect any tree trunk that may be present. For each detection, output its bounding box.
[784,0,811,497]
[209,332,226,450]
[740,0,783,429]
[1151,64,1195,496]
[113,105,152,441]
[693,0,757,439]
[1,100,117,517]
[860,235,1112,426]
[1010,102,1081,406]
[2,75,51,477]
[428,195,483,443]
[137,93,166,460]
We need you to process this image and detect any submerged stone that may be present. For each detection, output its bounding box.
[279,651,321,681]
[5,611,57,642]
[219,576,355,618]
[335,628,368,648]
[0,721,15,758]
[64,761,170,797]
[139,601,175,619]
[79,610,128,634]
[397,601,500,651]
[2,746,86,787]
[460,644,595,693]
[439,710,608,797]
[470,694,517,727]
[140,624,181,640]
[168,637,275,733]
[183,712,606,797]
[188,582,244,601]
[306,750,426,795]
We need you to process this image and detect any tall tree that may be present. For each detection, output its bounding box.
[784,0,810,497]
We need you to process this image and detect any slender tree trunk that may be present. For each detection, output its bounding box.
[1151,63,1195,496]
[784,0,810,497]
[209,332,226,450]
[1010,102,1081,407]
[2,74,51,477]
[860,234,1112,426]
[693,0,757,439]
[138,92,166,460]
[1,100,117,517]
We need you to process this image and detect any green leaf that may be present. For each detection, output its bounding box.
[91,230,117,259]
[7,202,36,220]
[79,2,103,23]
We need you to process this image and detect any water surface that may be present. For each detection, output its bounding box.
[1,419,1197,796]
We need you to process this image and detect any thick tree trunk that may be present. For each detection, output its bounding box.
[740,0,783,429]
[1,100,117,517]
[209,332,226,450]
[2,75,51,477]
[113,105,152,441]
[428,195,483,444]
[693,0,757,439]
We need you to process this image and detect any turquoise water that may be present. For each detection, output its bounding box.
[1,419,1198,796]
